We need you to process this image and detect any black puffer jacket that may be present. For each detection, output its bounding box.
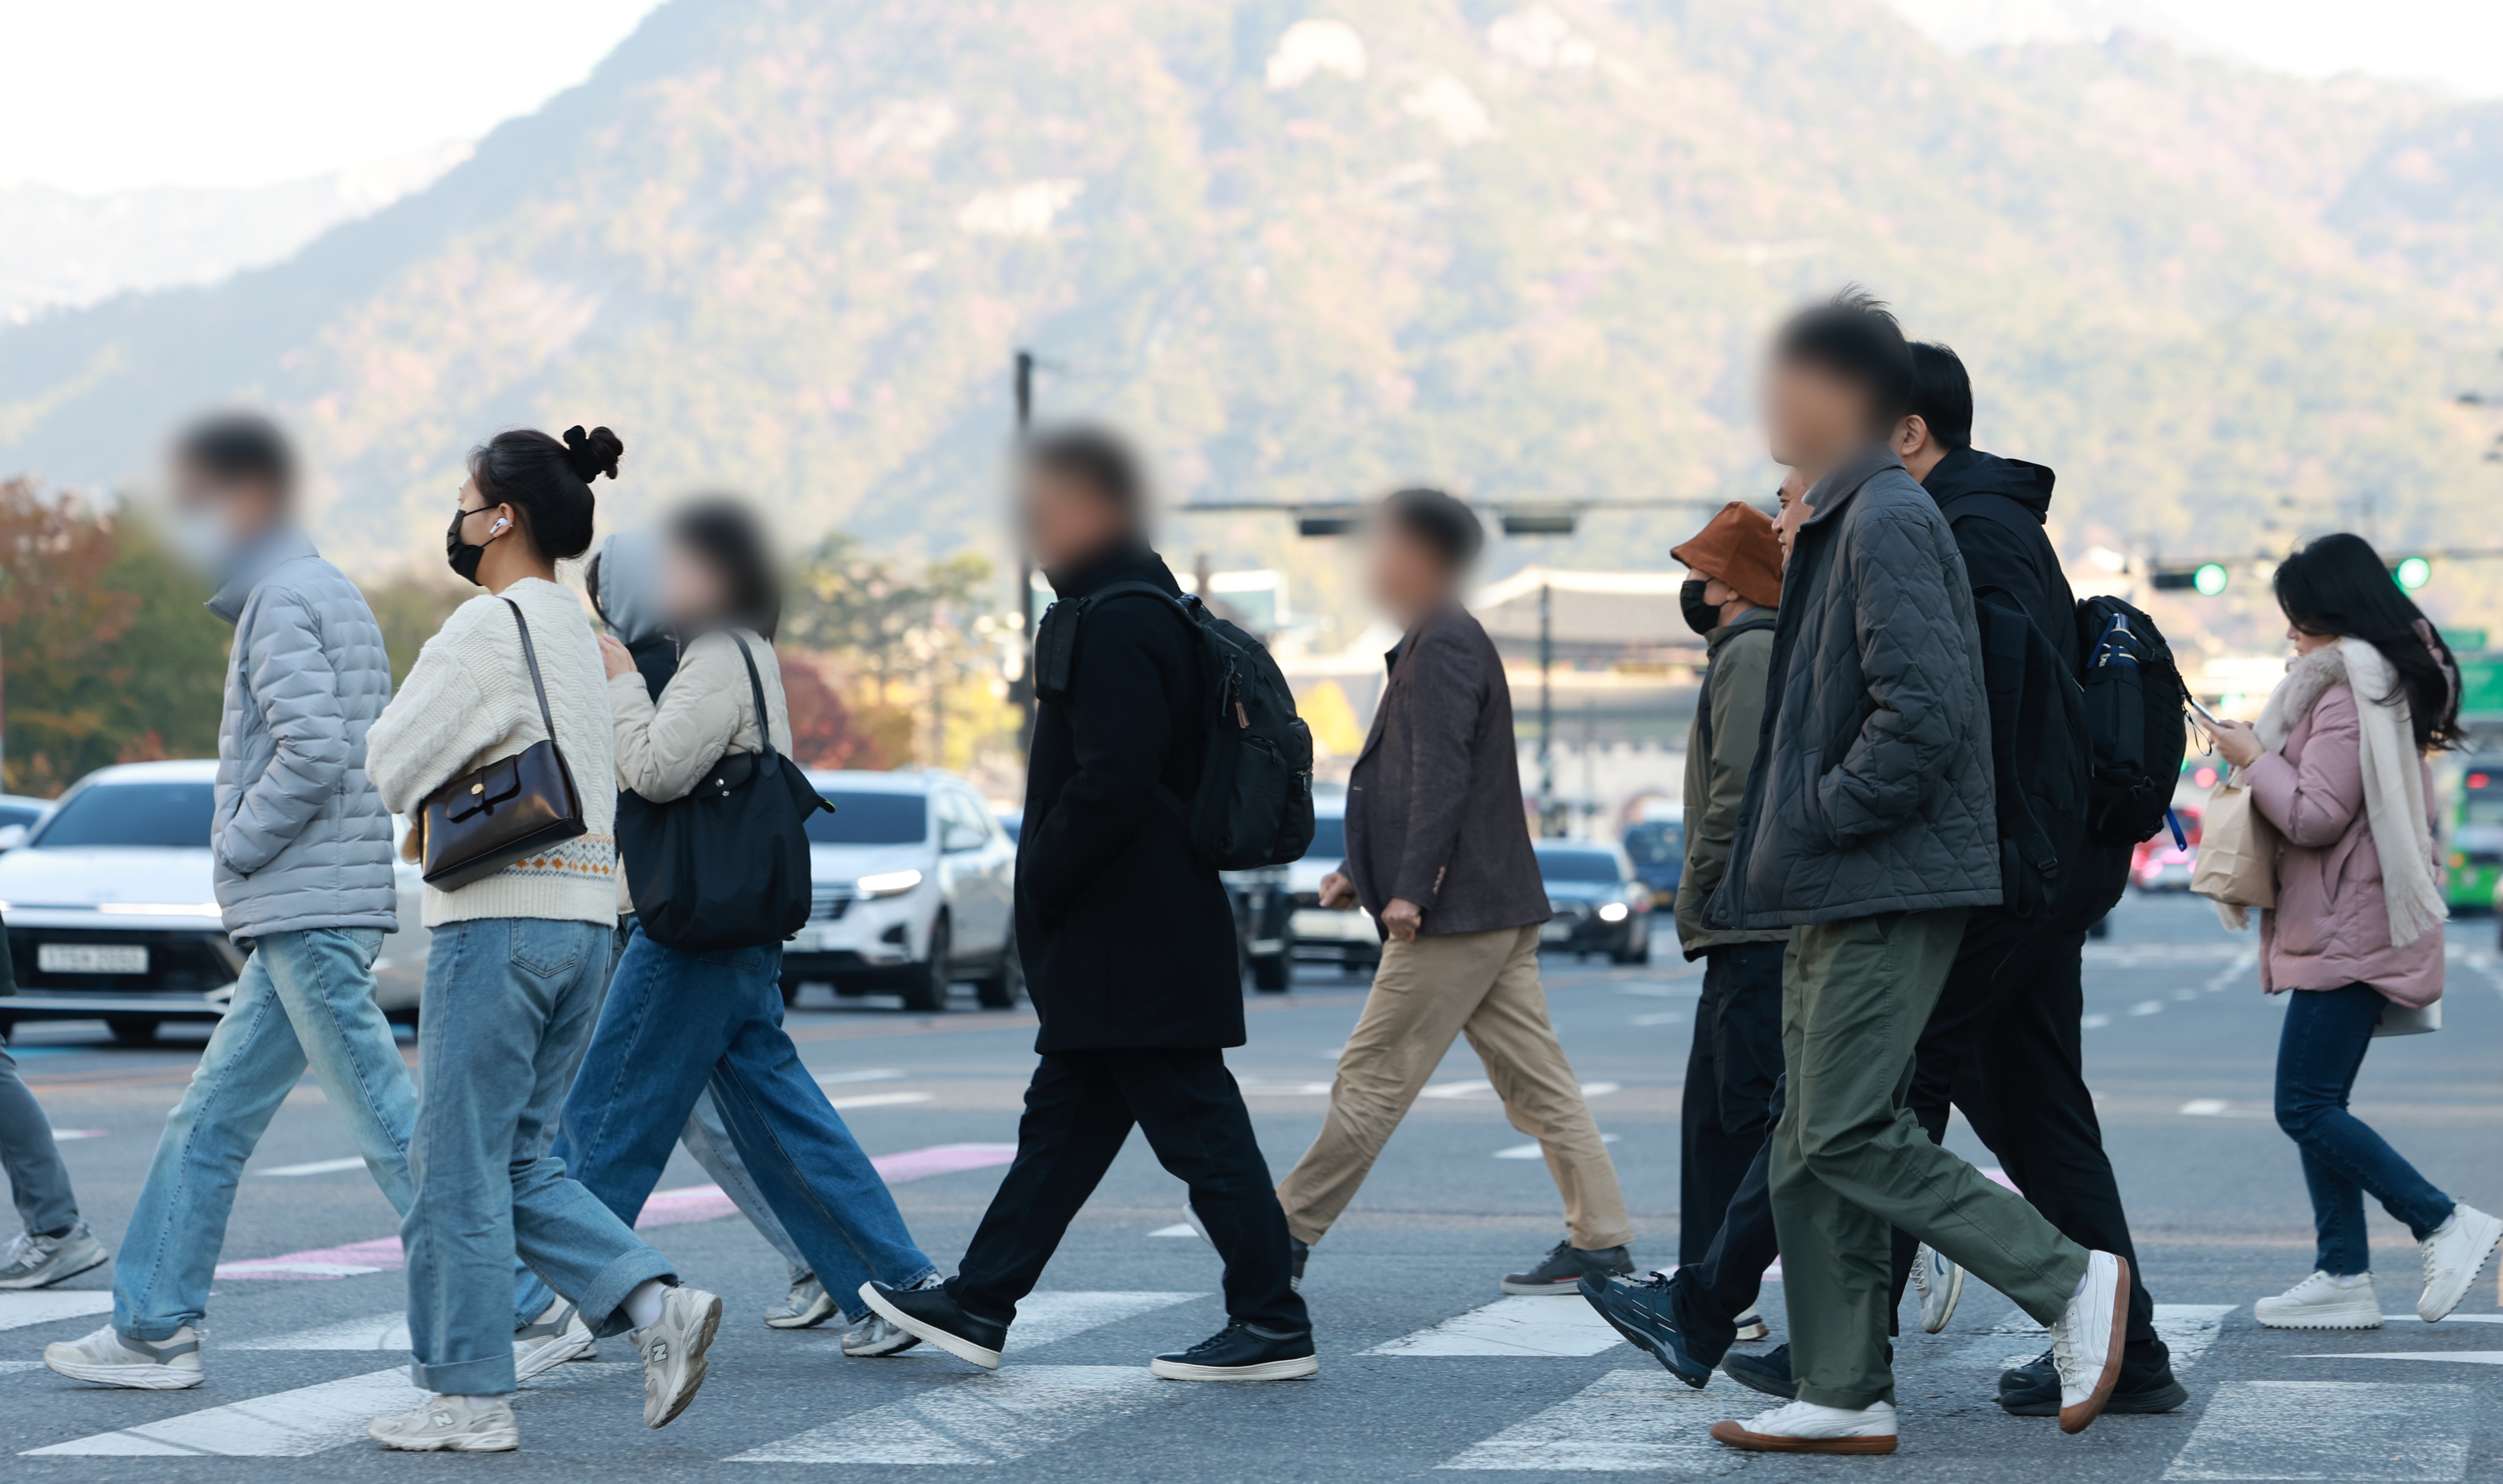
[1707,447,2002,929]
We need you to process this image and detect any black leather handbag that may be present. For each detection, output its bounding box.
[617,632,830,951]
[419,599,591,890]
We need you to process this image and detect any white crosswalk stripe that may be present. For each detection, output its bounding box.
[1367,1297,1621,1357]
[0,1289,114,1333]
[728,1366,1183,1465]
[1954,1303,2236,1370]
[2163,1381,2472,1481]
[23,1364,631,1457]
[231,1313,414,1352]
[1436,1369,1721,1472]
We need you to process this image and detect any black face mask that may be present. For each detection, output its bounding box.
[1681,578,1722,637]
[446,507,489,586]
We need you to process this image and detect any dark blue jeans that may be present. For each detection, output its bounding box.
[2276,982,2454,1275]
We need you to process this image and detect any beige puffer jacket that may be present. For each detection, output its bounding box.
[611,628,795,804]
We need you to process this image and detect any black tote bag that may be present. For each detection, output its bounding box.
[617,633,830,951]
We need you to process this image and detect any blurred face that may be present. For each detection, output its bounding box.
[1022,465,1130,571]
[660,534,730,629]
[2288,618,2337,656]
[1773,467,1814,567]
[1763,355,1869,475]
[170,455,283,570]
[1365,517,1455,629]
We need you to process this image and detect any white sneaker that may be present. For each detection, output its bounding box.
[2418,1204,2503,1323]
[632,1285,722,1428]
[1910,1243,1965,1334]
[43,1324,205,1390]
[1732,1309,1770,1342]
[1710,1399,1898,1455]
[512,1298,596,1382]
[2047,1251,2129,1435]
[2255,1271,2383,1330]
[765,1276,838,1330]
[0,1223,109,1289]
[843,1273,939,1356]
[367,1393,518,1452]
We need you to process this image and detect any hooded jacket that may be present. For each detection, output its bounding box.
[1922,446,2077,673]
[591,530,678,698]
[1708,447,2002,929]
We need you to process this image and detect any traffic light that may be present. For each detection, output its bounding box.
[2152,562,2229,596]
[2394,556,2432,590]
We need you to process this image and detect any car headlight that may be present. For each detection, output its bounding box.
[1597,902,1629,923]
[855,870,924,898]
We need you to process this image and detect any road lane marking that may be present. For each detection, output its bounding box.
[2308,1352,2503,1365]
[729,1365,1185,1465]
[2162,1381,2469,1481]
[1437,1368,1720,1471]
[2182,1099,2230,1116]
[24,1363,631,1456]
[1957,1304,2236,1370]
[1420,1080,1494,1099]
[814,1068,906,1084]
[1496,1134,1619,1159]
[2082,1014,2111,1029]
[1148,1224,1198,1238]
[2201,948,2258,993]
[2130,999,2166,1016]
[1629,1012,1685,1025]
[255,1157,369,1177]
[1368,1296,1623,1357]
[826,1090,932,1111]
[0,1289,115,1331]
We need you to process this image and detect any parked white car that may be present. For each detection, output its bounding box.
[1287,787,1379,977]
[781,770,1019,1013]
[0,760,426,1043]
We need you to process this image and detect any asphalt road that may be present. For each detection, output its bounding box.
[2,890,2500,1480]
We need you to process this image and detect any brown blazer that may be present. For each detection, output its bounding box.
[1342,604,1552,937]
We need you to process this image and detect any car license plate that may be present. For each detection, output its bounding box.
[1539,923,1573,942]
[39,943,148,975]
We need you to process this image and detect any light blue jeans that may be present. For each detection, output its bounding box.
[404,918,673,1396]
[114,927,408,1342]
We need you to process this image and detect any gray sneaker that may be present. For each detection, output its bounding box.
[0,1223,109,1290]
[842,1273,940,1356]
[367,1393,518,1452]
[633,1285,722,1428]
[765,1275,839,1329]
[513,1298,596,1382]
[43,1323,205,1390]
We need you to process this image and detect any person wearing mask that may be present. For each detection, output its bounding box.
[2206,534,2502,1331]
[44,414,407,1388]
[1701,291,2126,1455]
[363,425,721,1452]
[1273,488,1636,1296]
[859,428,1314,1381]
[515,501,941,1360]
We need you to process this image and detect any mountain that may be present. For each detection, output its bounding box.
[1,0,2499,644]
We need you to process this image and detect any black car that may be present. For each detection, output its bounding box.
[1621,818,1683,908]
[1533,839,1653,964]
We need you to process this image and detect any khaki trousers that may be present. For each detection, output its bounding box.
[1275,924,1633,1250]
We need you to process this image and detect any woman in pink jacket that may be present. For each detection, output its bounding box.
[2211,534,2500,1332]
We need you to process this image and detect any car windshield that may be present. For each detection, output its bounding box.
[807,791,929,846]
[1538,848,1623,884]
[1302,815,1346,862]
[1622,822,1683,864]
[33,781,215,848]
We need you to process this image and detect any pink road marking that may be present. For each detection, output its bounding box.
[214,1141,1021,1280]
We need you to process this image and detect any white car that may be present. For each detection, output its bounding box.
[780,770,1019,1013]
[1287,788,1380,977]
[0,760,427,1044]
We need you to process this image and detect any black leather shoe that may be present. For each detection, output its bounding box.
[1722,1340,1892,1400]
[1579,1273,1711,1388]
[1150,1321,1318,1380]
[1999,1343,2186,1416]
[1502,1239,1635,1294]
[857,1281,1006,1370]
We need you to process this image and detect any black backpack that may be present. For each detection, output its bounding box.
[1971,587,2091,923]
[2072,596,2191,850]
[1034,583,1317,870]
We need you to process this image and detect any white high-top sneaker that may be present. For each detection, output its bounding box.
[2418,1205,2503,1324]
[1710,1399,1898,1455]
[2255,1271,2382,1330]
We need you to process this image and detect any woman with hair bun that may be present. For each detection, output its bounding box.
[364,425,724,1452]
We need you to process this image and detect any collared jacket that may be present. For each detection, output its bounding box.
[1675,609,1787,955]
[207,526,399,940]
[1342,604,1551,937]
[1708,447,2002,930]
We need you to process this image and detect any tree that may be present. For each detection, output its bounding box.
[783,533,1018,770]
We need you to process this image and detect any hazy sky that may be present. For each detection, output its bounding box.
[1,0,2494,195]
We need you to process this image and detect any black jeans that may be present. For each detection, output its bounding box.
[1681,943,1785,1266]
[2276,982,2452,1274]
[951,1047,1308,1334]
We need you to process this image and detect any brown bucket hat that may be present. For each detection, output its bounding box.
[1670,501,1783,610]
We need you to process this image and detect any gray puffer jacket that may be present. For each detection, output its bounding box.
[1707,447,2001,930]
[208,526,400,940]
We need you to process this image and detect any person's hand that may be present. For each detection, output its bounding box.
[1381,898,1424,942]
[1318,870,1356,910]
[597,634,636,679]
[2208,718,2265,769]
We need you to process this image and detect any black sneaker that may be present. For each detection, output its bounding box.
[1290,1236,1308,1293]
[1502,1239,1635,1295]
[1578,1273,1711,1388]
[1998,1343,2186,1416]
[1722,1340,1891,1400]
[1149,1321,1318,1381]
[856,1281,1007,1370]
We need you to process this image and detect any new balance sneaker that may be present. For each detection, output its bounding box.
[842,1273,942,1356]
[2417,1204,2503,1323]
[1722,1340,1891,1401]
[2255,1271,2383,1330]
[513,1299,596,1382]
[1578,1272,1712,1388]
[1731,1308,1770,1343]
[43,1324,205,1390]
[2047,1251,2129,1435]
[632,1285,722,1428]
[0,1222,108,1290]
[1910,1243,1965,1334]
[1710,1398,1898,1455]
[367,1393,519,1453]
[765,1276,839,1330]
[1148,1321,1318,1381]
[1999,1343,2187,1416]
[1501,1239,1635,1295]
[859,1279,1007,1370]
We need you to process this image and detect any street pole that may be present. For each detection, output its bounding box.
[1012,349,1036,754]
[1537,579,1553,836]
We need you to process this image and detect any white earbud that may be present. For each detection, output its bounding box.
[491,518,509,534]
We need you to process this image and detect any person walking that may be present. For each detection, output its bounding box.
[859,428,1315,1381]
[362,425,721,1451]
[44,414,409,1389]
[1702,292,2128,1455]
[514,501,941,1359]
[2205,534,2502,1331]
[0,948,106,1289]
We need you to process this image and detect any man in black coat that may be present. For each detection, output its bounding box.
[860,429,1314,1383]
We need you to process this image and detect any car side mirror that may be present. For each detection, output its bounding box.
[942,823,985,853]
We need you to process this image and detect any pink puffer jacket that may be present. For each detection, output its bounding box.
[2245,681,2442,1007]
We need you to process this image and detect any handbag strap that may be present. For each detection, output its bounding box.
[501,597,561,748]
[725,631,778,765]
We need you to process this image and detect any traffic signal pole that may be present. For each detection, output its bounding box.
[1013,350,1035,753]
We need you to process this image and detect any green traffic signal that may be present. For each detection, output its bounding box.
[2395,556,2432,590]
[2191,562,2228,597]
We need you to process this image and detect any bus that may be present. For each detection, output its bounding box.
[2444,756,2503,913]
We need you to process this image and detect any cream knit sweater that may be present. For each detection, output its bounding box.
[366,577,619,927]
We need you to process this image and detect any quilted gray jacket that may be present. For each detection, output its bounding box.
[1706,447,2002,930]
[207,526,400,940]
